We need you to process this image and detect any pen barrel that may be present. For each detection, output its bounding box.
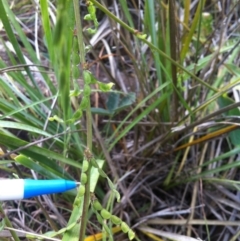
[0,179,24,200]
[24,179,77,198]
[0,179,77,201]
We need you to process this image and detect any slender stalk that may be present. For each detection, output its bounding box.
[73,0,92,148]
[73,0,85,66]
[86,106,92,150]
[78,154,91,241]
[169,0,179,122]
[73,1,92,241]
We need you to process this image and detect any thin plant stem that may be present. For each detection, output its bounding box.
[78,155,91,241]
[73,0,92,241]
[73,0,85,66]
[169,0,179,123]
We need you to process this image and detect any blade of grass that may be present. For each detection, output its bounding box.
[168,0,179,122]
[15,154,63,180]
[180,0,206,61]
[39,0,54,65]
[118,0,134,28]
[107,80,170,151]
[0,120,62,139]
[0,132,81,170]
[108,86,170,152]
[0,0,40,90]
[144,1,162,86]
[170,146,240,186]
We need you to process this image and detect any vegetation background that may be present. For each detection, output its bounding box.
[0,0,240,240]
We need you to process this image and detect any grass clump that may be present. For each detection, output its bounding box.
[0,0,240,241]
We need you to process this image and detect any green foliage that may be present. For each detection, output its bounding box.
[218,95,240,146]
[1,0,240,240]
[91,194,135,240]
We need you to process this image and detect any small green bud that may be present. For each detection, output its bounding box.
[83,84,91,97]
[81,173,87,184]
[121,222,130,233]
[78,185,85,196]
[82,160,89,172]
[83,70,92,85]
[72,66,80,79]
[92,200,103,211]
[86,28,97,35]
[96,212,103,223]
[73,109,83,119]
[80,96,89,110]
[136,33,147,40]
[84,14,93,21]
[74,199,81,207]
[128,229,135,240]
[100,209,111,219]
[110,215,122,225]
[72,53,80,65]
[98,81,114,92]
[70,88,81,97]
[48,115,64,123]
[88,4,96,15]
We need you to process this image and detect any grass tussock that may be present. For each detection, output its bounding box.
[0,0,240,241]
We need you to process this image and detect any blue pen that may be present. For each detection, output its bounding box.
[0,179,78,201]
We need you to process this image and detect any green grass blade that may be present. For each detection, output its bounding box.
[180,0,206,61]
[39,0,54,63]
[108,81,171,151]
[144,1,162,86]
[0,132,81,169]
